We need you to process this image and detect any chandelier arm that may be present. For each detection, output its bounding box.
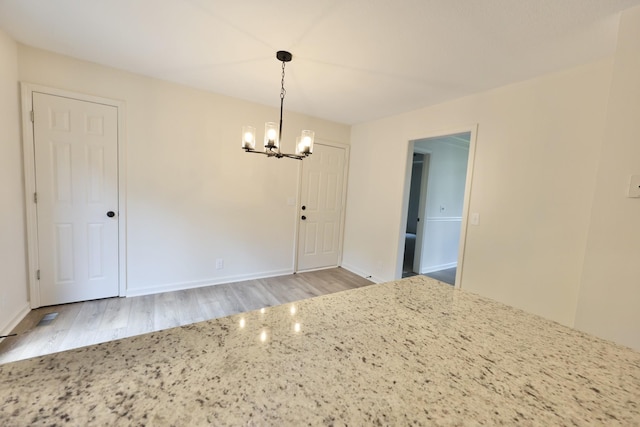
[245,148,277,157]
[245,146,307,160]
[280,153,306,160]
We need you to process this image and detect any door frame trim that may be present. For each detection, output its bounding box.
[294,140,350,272]
[20,83,127,307]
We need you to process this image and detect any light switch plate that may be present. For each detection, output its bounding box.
[471,213,480,225]
[628,175,640,198]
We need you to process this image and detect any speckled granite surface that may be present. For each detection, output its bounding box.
[1,275,639,426]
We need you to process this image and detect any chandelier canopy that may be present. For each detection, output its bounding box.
[241,51,314,160]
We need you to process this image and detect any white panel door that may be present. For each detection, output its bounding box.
[33,92,119,306]
[297,144,346,271]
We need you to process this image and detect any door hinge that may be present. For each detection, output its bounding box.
[30,110,34,123]
[34,192,38,203]
[36,269,40,280]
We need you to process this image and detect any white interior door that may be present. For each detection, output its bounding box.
[297,143,346,271]
[33,92,119,306]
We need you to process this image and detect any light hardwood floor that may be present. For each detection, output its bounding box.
[0,268,372,365]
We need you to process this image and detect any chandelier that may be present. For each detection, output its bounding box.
[241,51,314,160]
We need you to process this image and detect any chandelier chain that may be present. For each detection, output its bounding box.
[280,61,287,100]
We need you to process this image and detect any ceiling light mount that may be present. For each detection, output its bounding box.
[241,50,314,160]
[276,50,292,62]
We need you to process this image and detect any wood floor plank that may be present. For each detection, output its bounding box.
[153,291,181,331]
[125,294,155,338]
[99,297,132,331]
[175,288,207,325]
[249,280,285,307]
[34,328,71,357]
[215,284,248,314]
[0,268,372,364]
[58,328,98,353]
[75,299,110,331]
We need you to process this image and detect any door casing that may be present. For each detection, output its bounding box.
[21,83,127,308]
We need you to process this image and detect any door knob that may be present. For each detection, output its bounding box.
[106,211,116,218]
[301,205,306,210]
[301,215,306,220]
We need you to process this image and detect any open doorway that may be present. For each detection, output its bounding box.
[400,130,474,286]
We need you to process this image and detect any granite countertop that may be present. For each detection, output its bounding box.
[1,275,639,426]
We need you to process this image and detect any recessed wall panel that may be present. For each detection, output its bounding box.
[87,146,105,203]
[326,173,338,211]
[52,142,72,203]
[85,115,104,135]
[55,224,74,283]
[307,172,320,211]
[49,108,70,132]
[323,223,335,253]
[87,223,104,279]
[305,223,318,255]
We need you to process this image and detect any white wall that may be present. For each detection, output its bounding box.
[575,6,640,350]
[0,30,30,335]
[17,45,350,296]
[343,57,612,326]
[415,137,469,273]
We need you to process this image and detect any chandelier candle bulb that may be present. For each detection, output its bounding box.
[301,130,314,154]
[241,125,256,150]
[264,122,278,149]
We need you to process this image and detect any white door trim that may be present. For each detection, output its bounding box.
[20,83,127,307]
[456,125,479,289]
[294,140,350,272]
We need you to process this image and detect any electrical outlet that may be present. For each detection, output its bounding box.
[215,258,224,270]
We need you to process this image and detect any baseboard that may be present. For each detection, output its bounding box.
[125,268,294,297]
[340,263,385,284]
[0,302,30,340]
[421,262,457,274]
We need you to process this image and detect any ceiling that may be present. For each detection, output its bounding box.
[1,0,640,125]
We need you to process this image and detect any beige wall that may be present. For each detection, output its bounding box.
[575,6,640,350]
[343,58,613,327]
[0,29,30,335]
[17,45,350,296]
